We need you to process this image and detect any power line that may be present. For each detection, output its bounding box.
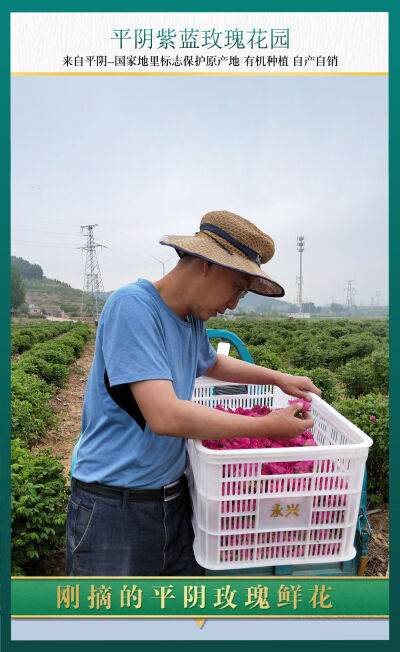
[12,227,82,237]
[12,240,79,248]
[95,236,171,265]
[12,226,179,268]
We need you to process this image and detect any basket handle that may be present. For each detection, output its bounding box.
[206,329,254,364]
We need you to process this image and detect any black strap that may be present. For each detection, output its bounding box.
[200,223,262,266]
[104,369,146,431]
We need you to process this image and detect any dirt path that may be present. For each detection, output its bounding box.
[37,333,96,485]
[30,333,95,575]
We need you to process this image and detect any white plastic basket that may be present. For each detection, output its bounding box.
[187,377,373,570]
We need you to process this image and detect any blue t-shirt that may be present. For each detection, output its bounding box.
[72,279,217,488]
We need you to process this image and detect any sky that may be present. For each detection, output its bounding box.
[11,74,388,307]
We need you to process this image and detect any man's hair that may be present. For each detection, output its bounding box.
[177,252,199,265]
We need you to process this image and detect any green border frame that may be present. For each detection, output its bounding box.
[10,577,389,618]
[2,2,396,649]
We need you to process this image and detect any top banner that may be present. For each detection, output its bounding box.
[11,12,388,74]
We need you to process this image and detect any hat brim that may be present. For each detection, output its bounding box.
[160,233,285,298]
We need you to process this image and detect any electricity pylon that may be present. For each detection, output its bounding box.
[296,235,305,312]
[79,224,105,322]
[344,280,356,308]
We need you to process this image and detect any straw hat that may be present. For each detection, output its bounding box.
[160,210,285,297]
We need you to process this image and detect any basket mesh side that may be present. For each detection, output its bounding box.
[189,380,368,568]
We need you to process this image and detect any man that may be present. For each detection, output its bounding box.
[67,210,321,576]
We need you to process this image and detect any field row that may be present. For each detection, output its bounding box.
[11,322,92,575]
[11,321,78,355]
[207,318,388,506]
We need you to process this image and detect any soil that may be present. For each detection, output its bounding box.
[364,503,389,576]
[35,334,96,485]
[31,334,95,576]
[34,335,389,577]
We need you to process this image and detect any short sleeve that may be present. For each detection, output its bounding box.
[101,295,173,387]
[196,325,217,377]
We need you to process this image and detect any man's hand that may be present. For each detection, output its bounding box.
[275,372,322,402]
[262,403,314,440]
[203,354,322,402]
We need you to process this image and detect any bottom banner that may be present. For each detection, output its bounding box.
[12,577,388,618]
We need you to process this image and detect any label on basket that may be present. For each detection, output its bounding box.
[258,496,312,529]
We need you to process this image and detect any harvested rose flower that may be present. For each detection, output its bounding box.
[201,400,352,562]
[201,402,317,475]
[288,398,312,412]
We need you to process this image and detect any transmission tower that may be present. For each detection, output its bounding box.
[344,280,356,308]
[79,224,105,322]
[376,290,381,307]
[296,235,305,312]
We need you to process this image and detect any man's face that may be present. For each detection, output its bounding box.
[192,263,250,321]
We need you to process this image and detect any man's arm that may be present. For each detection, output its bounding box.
[129,379,313,442]
[204,354,322,402]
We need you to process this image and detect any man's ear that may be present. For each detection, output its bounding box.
[202,260,212,277]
